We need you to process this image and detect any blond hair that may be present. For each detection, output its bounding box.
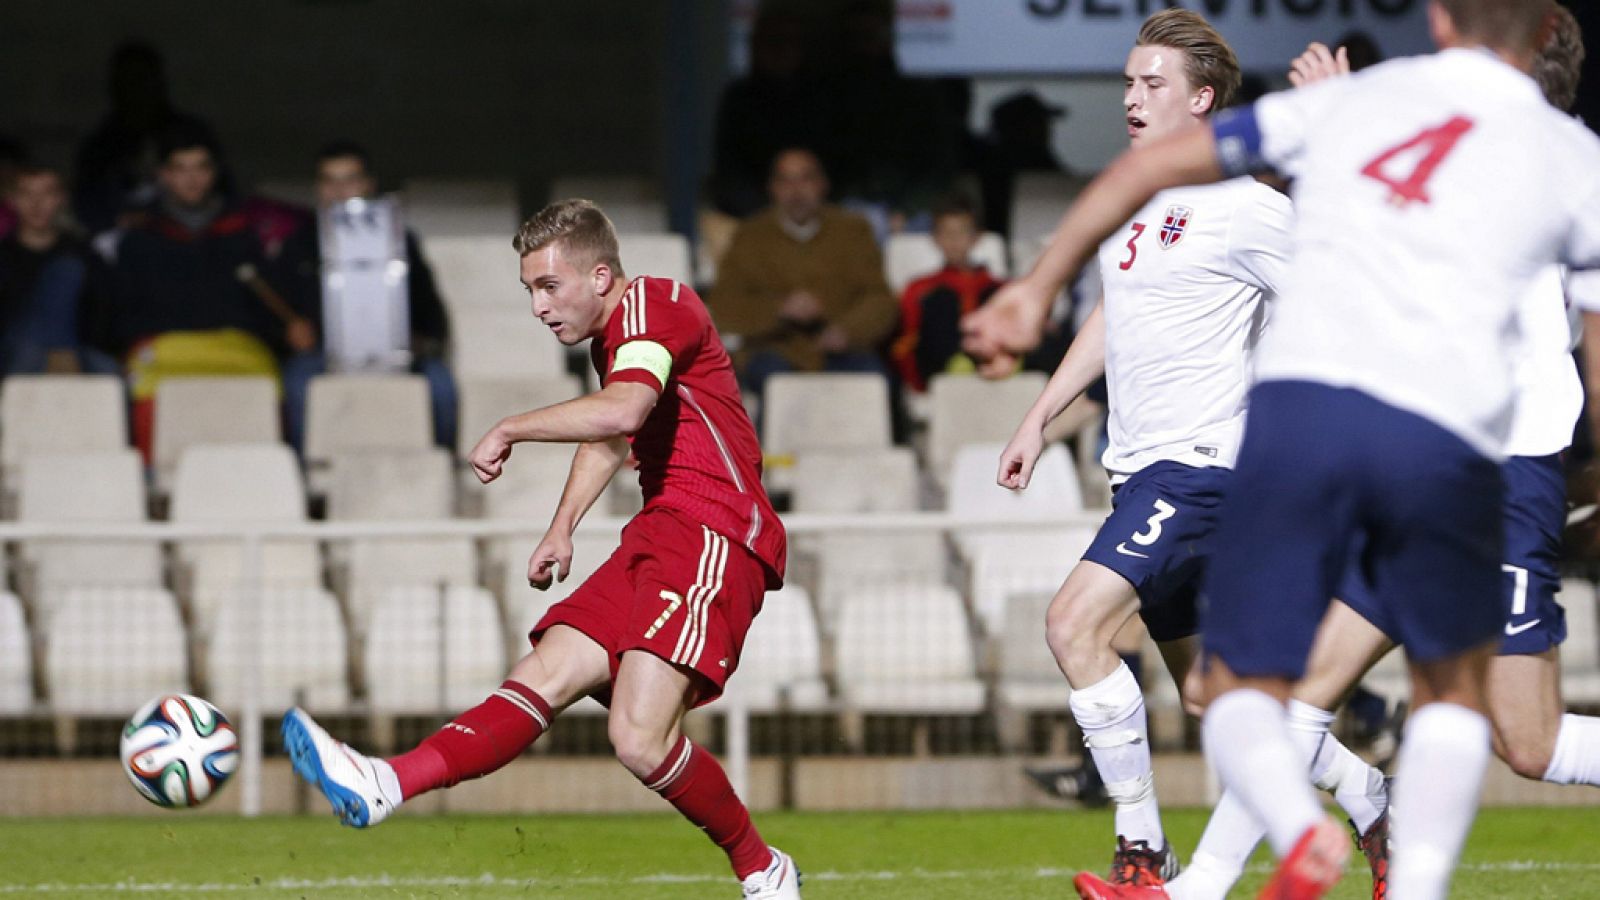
[1533,3,1584,112]
[1136,9,1242,113]
[512,198,624,278]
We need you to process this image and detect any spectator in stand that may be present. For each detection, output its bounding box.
[113,124,308,458]
[890,194,1004,392]
[75,41,223,234]
[709,147,896,395]
[0,165,119,375]
[274,141,455,450]
[975,91,1073,238]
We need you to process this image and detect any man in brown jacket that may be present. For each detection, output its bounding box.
[709,147,896,393]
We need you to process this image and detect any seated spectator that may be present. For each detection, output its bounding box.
[113,124,305,458]
[709,147,896,396]
[75,41,223,234]
[889,195,1003,393]
[0,165,119,375]
[273,141,455,450]
[0,136,27,241]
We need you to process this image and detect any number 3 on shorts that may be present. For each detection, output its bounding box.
[1131,499,1177,546]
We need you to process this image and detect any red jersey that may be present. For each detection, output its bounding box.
[591,276,786,585]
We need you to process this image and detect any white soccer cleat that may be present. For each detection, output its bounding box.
[740,846,803,899]
[282,707,397,828]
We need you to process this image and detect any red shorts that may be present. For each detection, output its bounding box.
[530,507,767,707]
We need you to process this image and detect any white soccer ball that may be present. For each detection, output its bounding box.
[120,694,240,808]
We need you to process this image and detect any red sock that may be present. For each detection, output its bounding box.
[641,735,772,879]
[388,681,552,799]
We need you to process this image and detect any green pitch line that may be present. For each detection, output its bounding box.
[2,808,1599,898]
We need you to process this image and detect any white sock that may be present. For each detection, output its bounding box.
[1164,789,1261,900]
[1286,700,1388,833]
[372,757,404,807]
[1201,689,1323,857]
[1389,703,1491,900]
[1069,662,1163,848]
[1544,713,1600,786]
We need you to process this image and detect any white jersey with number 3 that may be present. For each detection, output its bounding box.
[1227,48,1600,459]
[1096,177,1293,481]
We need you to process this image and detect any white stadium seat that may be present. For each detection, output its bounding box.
[364,585,507,713]
[1559,577,1600,704]
[883,231,1009,295]
[616,233,694,285]
[967,529,1094,637]
[1009,172,1090,251]
[304,374,433,469]
[170,444,321,628]
[946,443,1084,562]
[402,179,520,239]
[810,530,948,629]
[502,527,624,642]
[1,375,127,502]
[424,233,528,314]
[994,589,1070,743]
[762,373,892,462]
[835,584,986,715]
[46,587,188,715]
[0,591,32,713]
[17,451,164,619]
[153,377,280,492]
[327,448,454,521]
[790,447,921,514]
[450,308,570,383]
[926,373,1048,488]
[207,587,349,712]
[456,375,584,461]
[707,585,830,713]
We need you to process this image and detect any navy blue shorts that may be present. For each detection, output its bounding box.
[1202,381,1504,679]
[1082,461,1229,642]
[1341,453,1567,656]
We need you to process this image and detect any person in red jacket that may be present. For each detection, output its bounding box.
[890,194,1004,392]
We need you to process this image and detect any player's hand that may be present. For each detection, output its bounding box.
[976,350,1020,380]
[962,278,1052,360]
[779,290,823,324]
[997,422,1046,491]
[468,425,513,484]
[1288,42,1350,88]
[816,324,850,355]
[527,530,573,590]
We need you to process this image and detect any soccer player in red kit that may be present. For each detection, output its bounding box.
[282,199,802,899]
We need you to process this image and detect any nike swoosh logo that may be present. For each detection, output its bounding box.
[1115,542,1150,559]
[1505,619,1541,637]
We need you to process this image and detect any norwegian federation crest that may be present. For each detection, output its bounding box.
[1158,205,1192,249]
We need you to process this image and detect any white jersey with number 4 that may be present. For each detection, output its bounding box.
[1096,178,1293,481]
[1217,48,1600,460]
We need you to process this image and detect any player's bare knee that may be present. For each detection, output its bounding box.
[1046,587,1115,665]
[1495,729,1556,781]
[607,709,674,778]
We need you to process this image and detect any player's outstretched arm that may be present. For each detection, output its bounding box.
[998,298,1107,491]
[468,381,660,483]
[1288,42,1349,88]
[964,128,1224,357]
[527,436,630,589]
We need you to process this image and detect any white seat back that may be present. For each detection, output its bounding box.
[947,443,1081,519]
[456,376,582,460]
[0,592,32,713]
[835,583,977,683]
[549,176,666,232]
[364,585,506,713]
[425,233,526,313]
[1560,578,1599,671]
[926,373,1047,485]
[451,309,569,382]
[1,375,126,484]
[811,530,948,629]
[883,231,1009,294]
[762,373,892,461]
[153,377,280,487]
[327,449,454,521]
[47,587,187,715]
[791,447,920,514]
[19,450,163,599]
[207,587,348,712]
[969,529,1093,636]
[305,374,432,467]
[617,234,694,285]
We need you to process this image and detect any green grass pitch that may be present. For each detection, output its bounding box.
[4,808,1599,897]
